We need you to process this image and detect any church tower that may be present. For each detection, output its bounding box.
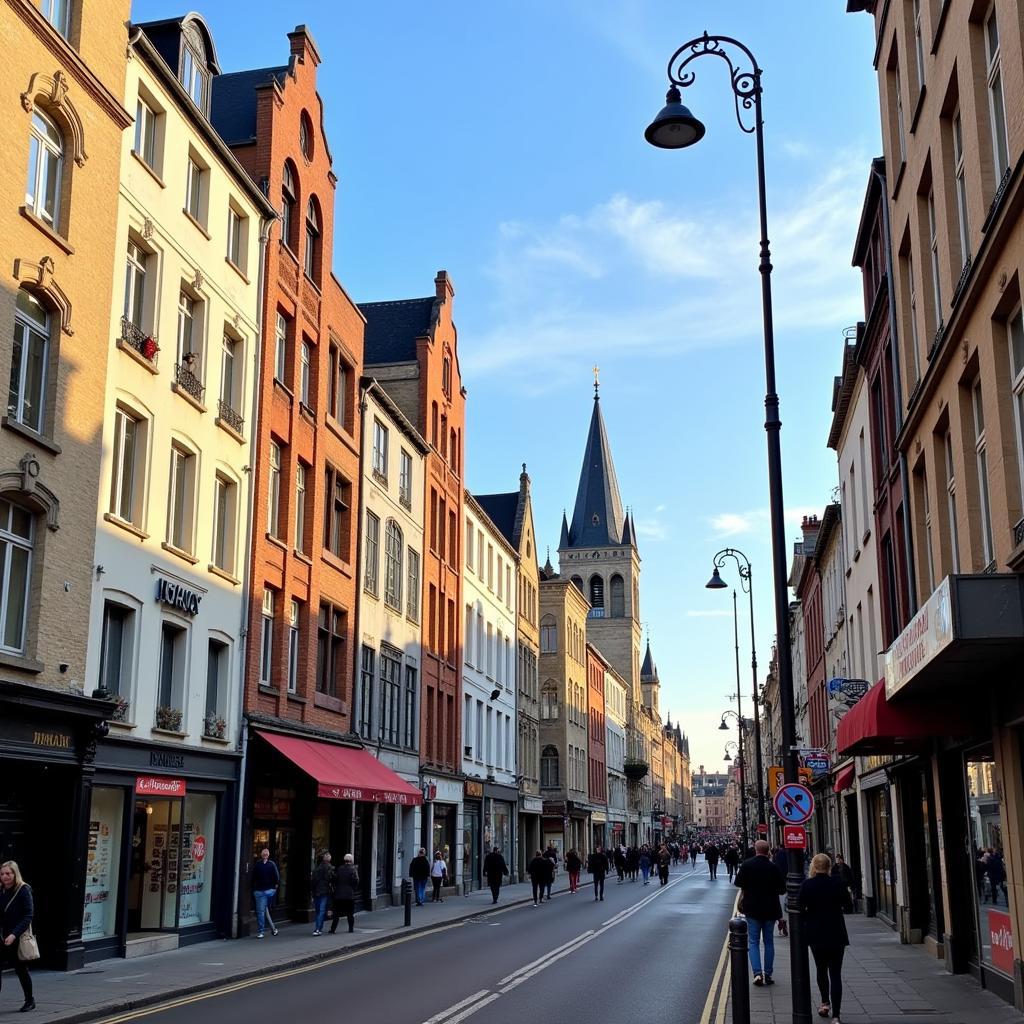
[558,375,643,698]
[640,639,660,714]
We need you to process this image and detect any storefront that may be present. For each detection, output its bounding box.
[591,809,607,850]
[518,794,542,879]
[85,736,239,961]
[0,680,112,970]
[421,774,462,889]
[463,780,483,890]
[485,782,516,875]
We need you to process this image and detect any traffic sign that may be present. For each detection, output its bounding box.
[768,765,814,796]
[757,823,768,835]
[773,782,814,825]
[783,825,807,849]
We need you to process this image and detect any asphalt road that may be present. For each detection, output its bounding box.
[102,860,737,1024]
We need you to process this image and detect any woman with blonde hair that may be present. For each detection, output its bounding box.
[0,860,35,1012]
[799,853,852,1023]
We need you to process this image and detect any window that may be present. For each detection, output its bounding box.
[220,333,239,415]
[123,241,148,331]
[407,547,420,621]
[384,520,403,609]
[212,474,236,573]
[205,639,227,724]
[180,43,207,109]
[359,646,374,738]
[328,345,348,425]
[589,575,604,614]
[166,444,195,552]
[364,511,380,595]
[927,191,943,332]
[953,111,970,267]
[919,469,936,593]
[299,341,311,406]
[294,462,307,553]
[323,466,350,560]
[0,501,31,655]
[380,647,401,746]
[316,603,345,698]
[9,290,49,434]
[281,162,296,249]
[895,64,907,163]
[404,665,418,749]
[267,441,281,537]
[912,0,925,93]
[158,622,186,718]
[99,601,134,702]
[134,97,157,168]
[304,198,319,280]
[185,156,204,223]
[287,599,300,694]
[110,407,141,524]
[372,420,388,481]
[260,589,274,686]
[540,614,557,653]
[541,681,558,720]
[541,745,559,788]
[610,574,625,617]
[1007,308,1024,507]
[985,5,1010,182]
[399,450,413,508]
[299,112,313,160]
[945,432,960,573]
[227,206,245,270]
[906,249,922,386]
[25,110,63,227]
[39,0,70,35]
[972,380,994,566]
[442,355,451,397]
[274,312,287,383]
[176,291,201,372]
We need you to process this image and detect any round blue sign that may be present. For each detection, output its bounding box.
[773,782,814,825]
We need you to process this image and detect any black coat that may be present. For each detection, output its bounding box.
[528,856,554,883]
[587,851,609,877]
[735,855,785,921]
[250,859,280,892]
[334,864,360,901]
[409,855,431,882]
[483,850,509,881]
[704,844,720,863]
[0,883,32,939]
[311,862,336,898]
[798,874,852,949]
[565,851,583,872]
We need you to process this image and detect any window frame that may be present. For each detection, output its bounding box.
[971,378,995,566]
[260,588,274,687]
[110,406,142,525]
[384,519,403,610]
[0,500,33,655]
[267,441,281,537]
[211,473,235,574]
[9,290,50,435]
[406,547,420,622]
[166,442,196,553]
[984,4,1010,182]
[25,108,63,229]
[287,599,300,694]
[364,510,380,596]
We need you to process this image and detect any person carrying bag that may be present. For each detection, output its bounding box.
[0,860,36,1012]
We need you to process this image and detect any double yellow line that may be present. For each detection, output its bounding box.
[699,894,742,1024]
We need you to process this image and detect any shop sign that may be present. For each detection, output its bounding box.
[611,823,624,833]
[135,775,186,797]
[803,754,831,776]
[191,835,207,863]
[253,795,292,818]
[591,810,607,824]
[988,909,1015,975]
[155,577,203,617]
[783,825,806,849]
[660,816,673,828]
[885,576,953,698]
[319,783,421,805]
[150,750,185,770]
[827,678,871,707]
[520,796,543,813]
[31,729,73,750]
[543,800,566,815]
[422,778,462,803]
[768,765,814,795]
[465,780,483,798]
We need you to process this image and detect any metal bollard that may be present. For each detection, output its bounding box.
[401,879,412,927]
[729,916,750,1024]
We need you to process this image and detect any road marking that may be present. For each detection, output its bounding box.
[422,990,491,1024]
[698,933,730,1024]
[443,993,500,1024]
[497,932,593,985]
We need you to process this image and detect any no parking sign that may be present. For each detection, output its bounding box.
[773,782,814,825]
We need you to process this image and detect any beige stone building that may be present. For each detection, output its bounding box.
[0,0,130,969]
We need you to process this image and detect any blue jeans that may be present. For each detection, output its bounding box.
[253,889,276,934]
[414,879,427,905]
[313,894,329,932]
[746,917,775,977]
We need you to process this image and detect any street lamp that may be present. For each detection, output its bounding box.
[719,714,747,847]
[646,31,811,1023]
[707,548,768,839]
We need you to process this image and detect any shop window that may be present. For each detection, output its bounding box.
[179,794,217,926]
[99,599,135,713]
[204,638,228,737]
[82,787,123,940]
[157,621,187,730]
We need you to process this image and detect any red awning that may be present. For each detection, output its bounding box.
[257,730,423,805]
[835,679,972,756]
[833,764,855,793]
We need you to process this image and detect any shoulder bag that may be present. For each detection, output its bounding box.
[13,885,39,961]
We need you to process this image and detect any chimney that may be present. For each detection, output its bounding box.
[435,269,454,303]
[288,25,322,67]
[801,513,821,552]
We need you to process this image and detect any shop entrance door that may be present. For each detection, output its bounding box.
[127,798,182,931]
[251,826,293,908]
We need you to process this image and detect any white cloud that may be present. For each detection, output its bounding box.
[634,517,668,541]
[710,505,828,537]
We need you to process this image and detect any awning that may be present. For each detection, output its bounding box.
[836,680,974,756]
[257,730,422,805]
[833,764,855,793]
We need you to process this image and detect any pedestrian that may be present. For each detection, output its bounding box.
[772,844,789,877]
[614,846,626,883]
[0,861,35,1013]
[249,847,280,939]
[657,845,671,886]
[724,844,740,883]
[482,846,509,904]
[627,845,639,881]
[429,851,448,902]
[639,846,652,885]
[329,854,359,934]
[587,845,609,901]
[987,848,1007,905]
[830,853,855,903]
[799,853,853,1024]
[689,842,699,869]
[409,847,430,906]
[705,841,720,880]
[310,851,336,935]
[565,848,583,893]
[528,850,550,906]
[735,839,786,987]
[542,844,559,900]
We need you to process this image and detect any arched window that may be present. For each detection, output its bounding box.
[541,680,558,720]
[26,110,64,228]
[589,575,604,613]
[0,497,34,655]
[610,574,625,617]
[299,110,313,160]
[384,520,403,609]
[541,745,559,788]
[304,197,320,280]
[633,580,639,620]
[540,614,557,653]
[281,161,297,250]
[10,290,50,434]
[442,354,451,397]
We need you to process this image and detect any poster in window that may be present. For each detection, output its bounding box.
[82,787,123,940]
[178,794,217,926]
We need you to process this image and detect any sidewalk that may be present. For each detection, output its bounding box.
[725,914,1024,1024]
[11,879,565,1024]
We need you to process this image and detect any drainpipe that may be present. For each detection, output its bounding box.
[231,216,274,937]
[871,160,918,617]
[351,379,370,738]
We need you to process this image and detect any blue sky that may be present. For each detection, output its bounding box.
[133,0,881,779]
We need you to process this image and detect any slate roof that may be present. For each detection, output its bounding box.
[566,394,626,548]
[640,640,659,683]
[211,67,288,146]
[359,298,436,365]
[474,492,518,549]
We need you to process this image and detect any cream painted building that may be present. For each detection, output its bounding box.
[605,665,628,841]
[82,14,273,958]
[462,491,518,887]
[357,378,427,903]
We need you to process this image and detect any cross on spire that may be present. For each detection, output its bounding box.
[593,364,600,399]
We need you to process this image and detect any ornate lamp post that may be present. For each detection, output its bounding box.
[719,713,747,846]
[646,32,811,1023]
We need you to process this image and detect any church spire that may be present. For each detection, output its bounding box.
[566,378,626,548]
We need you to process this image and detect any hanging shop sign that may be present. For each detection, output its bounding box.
[135,775,186,797]
[155,577,203,616]
[826,678,871,707]
[803,754,831,776]
[768,765,813,796]
[465,780,484,798]
[885,576,953,698]
[783,825,807,849]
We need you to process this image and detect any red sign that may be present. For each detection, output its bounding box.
[757,823,768,835]
[191,835,207,863]
[989,909,1014,975]
[661,816,673,828]
[783,825,807,850]
[319,783,422,805]
[135,775,186,797]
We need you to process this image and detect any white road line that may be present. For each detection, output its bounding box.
[421,989,491,1024]
[497,931,593,985]
[443,992,500,1024]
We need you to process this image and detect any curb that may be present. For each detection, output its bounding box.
[45,884,571,1024]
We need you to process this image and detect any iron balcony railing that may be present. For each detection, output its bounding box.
[217,398,244,435]
[175,361,206,403]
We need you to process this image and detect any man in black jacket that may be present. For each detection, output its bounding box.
[735,840,786,986]
[409,848,431,906]
[483,847,509,904]
[587,846,610,901]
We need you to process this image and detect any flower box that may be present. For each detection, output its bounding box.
[155,705,182,732]
[203,712,227,740]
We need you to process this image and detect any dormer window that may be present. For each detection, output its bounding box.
[180,37,208,111]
